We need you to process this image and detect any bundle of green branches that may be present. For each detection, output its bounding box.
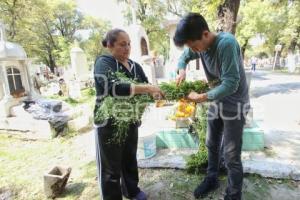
[95,73,211,144]
[94,72,153,144]
[160,80,209,101]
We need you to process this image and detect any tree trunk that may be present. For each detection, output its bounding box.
[288,39,297,53]
[241,38,249,58]
[289,27,300,53]
[48,50,56,73]
[274,50,282,69]
[217,0,241,35]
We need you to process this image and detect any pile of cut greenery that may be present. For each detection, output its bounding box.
[186,103,209,174]
[94,73,209,144]
[160,81,209,101]
[94,72,153,144]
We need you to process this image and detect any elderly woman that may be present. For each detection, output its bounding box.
[94,29,163,200]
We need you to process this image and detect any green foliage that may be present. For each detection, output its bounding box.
[160,81,209,101]
[186,104,209,174]
[64,97,80,105]
[278,0,300,53]
[182,0,224,31]
[94,72,154,144]
[120,0,226,58]
[54,37,72,67]
[48,87,95,107]
[237,0,300,57]
[165,0,224,30]
[0,0,110,71]
[80,16,111,62]
[87,88,96,96]
[121,0,170,58]
[94,73,209,144]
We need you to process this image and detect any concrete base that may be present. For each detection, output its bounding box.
[0,105,53,139]
[67,104,92,132]
[0,96,26,117]
[0,103,92,139]
[67,114,90,132]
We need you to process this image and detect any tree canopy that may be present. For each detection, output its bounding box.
[1,0,299,70]
[0,0,111,72]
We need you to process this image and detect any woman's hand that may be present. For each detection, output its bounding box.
[147,85,165,100]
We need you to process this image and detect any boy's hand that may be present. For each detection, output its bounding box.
[176,69,186,86]
[186,92,207,103]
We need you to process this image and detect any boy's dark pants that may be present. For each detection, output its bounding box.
[206,104,246,199]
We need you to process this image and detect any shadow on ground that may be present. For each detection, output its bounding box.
[251,82,300,98]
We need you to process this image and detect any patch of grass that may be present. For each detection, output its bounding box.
[139,169,202,200]
[64,97,80,105]
[47,88,95,107]
[141,171,300,200]
[47,87,95,138]
[0,133,96,200]
[81,161,97,180]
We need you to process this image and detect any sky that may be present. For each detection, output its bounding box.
[75,0,126,28]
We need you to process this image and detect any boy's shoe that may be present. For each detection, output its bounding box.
[194,177,219,199]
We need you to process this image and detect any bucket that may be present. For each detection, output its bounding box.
[242,122,265,151]
[137,134,156,159]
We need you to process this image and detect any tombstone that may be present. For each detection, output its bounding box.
[68,78,81,99]
[0,22,36,117]
[151,51,165,78]
[70,41,90,88]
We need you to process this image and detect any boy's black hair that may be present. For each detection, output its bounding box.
[173,13,210,47]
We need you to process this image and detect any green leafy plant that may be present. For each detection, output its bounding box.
[94,73,210,144]
[87,88,96,96]
[94,72,153,144]
[186,104,209,174]
[160,81,209,101]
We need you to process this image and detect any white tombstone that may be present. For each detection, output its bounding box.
[0,22,36,117]
[68,79,81,99]
[70,42,89,87]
